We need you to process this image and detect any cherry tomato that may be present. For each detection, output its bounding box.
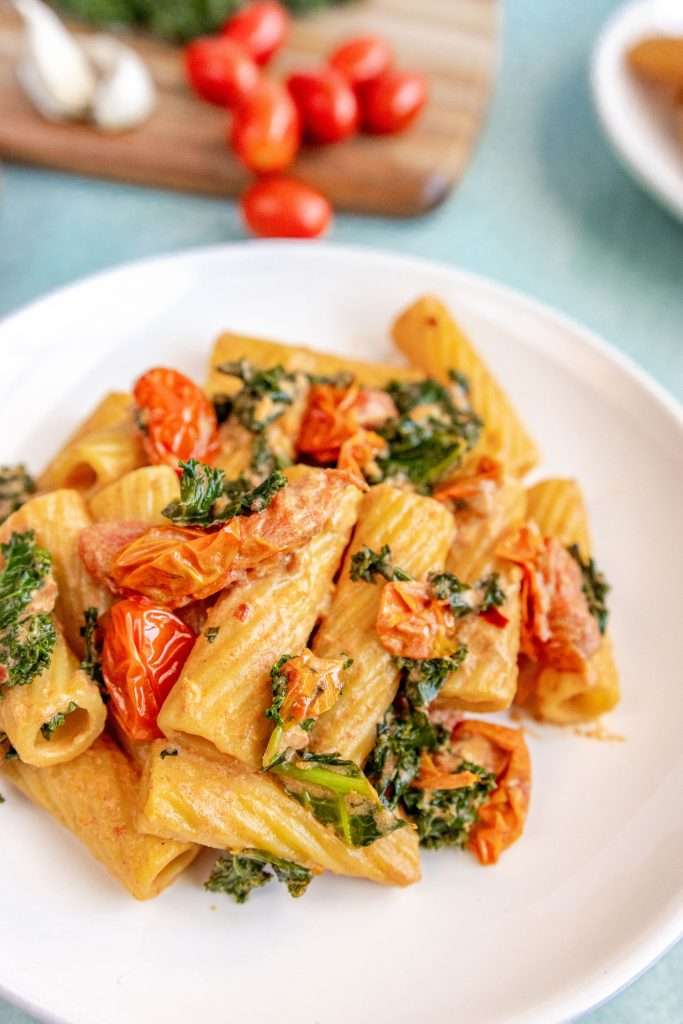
[329,35,393,90]
[101,597,195,742]
[134,367,219,467]
[231,79,300,172]
[184,36,260,108]
[287,67,358,144]
[362,70,428,134]
[222,1,289,66]
[241,176,332,238]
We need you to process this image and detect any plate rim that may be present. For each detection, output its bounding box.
[590,0,683,223]
[0,240,681,1024]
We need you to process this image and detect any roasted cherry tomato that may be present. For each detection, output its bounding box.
[222,1,289,66]
[287,67,358,144]
[101,597,195,742]
[184,36,260,107]
[241,176,332,238]
[329,35,393,90]
[362,70,428,134]
[134,367,219,467]
[231,79,300,172]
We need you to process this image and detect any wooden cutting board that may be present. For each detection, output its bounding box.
[0,1,499,216]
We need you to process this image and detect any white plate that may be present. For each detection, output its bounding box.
[591,0,683,221]
[0,243,682,1024]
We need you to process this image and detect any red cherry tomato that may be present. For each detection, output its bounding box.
[241,176,332,238]
[184,36,260,108]
[362,70,428,134]
[287,67,358,144]
[134,367,219,467]
[222,1,289,66]
[231,78,300,172]
[329,35,393,90]
[101,597,195,742]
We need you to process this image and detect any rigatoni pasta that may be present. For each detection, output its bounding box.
[38,392,144,497]
[2,735,198,898]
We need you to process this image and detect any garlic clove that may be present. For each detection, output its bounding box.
[12,0,96,119]
[85,35,156,133]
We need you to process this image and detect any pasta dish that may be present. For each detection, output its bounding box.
[0,295,618,903]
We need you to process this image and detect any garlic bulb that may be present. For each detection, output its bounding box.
[11,0,155,132]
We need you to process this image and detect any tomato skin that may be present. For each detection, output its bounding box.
[222,1,289,66]
[361,70,428,134]
[241,176,332,238]
[287,68,358,144]
[231,79,300,172]
[101,597,195,742]
[134,367,219,467]
[329,35,393,90]
[184,36,260,107]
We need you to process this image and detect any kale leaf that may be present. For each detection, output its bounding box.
[271,751,404,848]
[567,544,610,635]
[349,544,411,583]
[396,648,468,708]
[306,371,355,388]
[0,465,36,525]
[40,701,79,741]
[429,571,506,618]
[0,532,56,692]
[205,849,312,903]
[365,705,441,810]
[80,607,107,700]
[265,654,295,729]
[402,760,496,849]
[374,377,482,493]
[162,459,286,528]
[0,531,52,633]
[216,360,295,434]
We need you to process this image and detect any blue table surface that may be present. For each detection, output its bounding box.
[0,0,681,1021]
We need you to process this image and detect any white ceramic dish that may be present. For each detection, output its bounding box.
[592,0,683,221]
[0,243,681,1024]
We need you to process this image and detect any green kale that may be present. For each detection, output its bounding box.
[80,607,107,700]
[205,849,312,903]
[271,751,404,848]
[567,544,610,635]
[0,531,52,633]
[162,459,225,526]
[249,435,288,477]
[205,627,220,644]
[216,360,295,434]
[429,571,506,618]
[396,648,468,708]
[160,747,179,759]
[265,654,295,729]
[40,701,79,741]
[162,460,286,528]
[429,572,472,617]
[0,465,36,525]
[366,705,441,810]
[0,614,56,692]
[349,544,411,583]
[374,377,482,493]
[402,760,496,849]
[479,573,506,613]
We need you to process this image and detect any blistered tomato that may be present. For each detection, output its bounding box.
[231,79,300,172]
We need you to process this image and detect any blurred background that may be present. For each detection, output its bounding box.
[0,1,681,1021]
